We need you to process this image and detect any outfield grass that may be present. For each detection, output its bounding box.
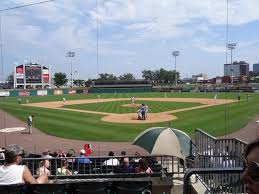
[0,92,258,141]
[64,100,202,113]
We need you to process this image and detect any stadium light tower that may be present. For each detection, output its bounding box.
[66,51,75,88]
[227,43,237,85]
[172,51,180,86]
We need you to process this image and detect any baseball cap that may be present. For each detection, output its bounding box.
[80,149,86,154]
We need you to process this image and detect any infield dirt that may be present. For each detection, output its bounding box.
[24,98,237,124]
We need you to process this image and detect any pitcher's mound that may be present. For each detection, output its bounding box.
[102,113,177,123]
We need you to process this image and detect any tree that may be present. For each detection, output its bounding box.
[98,73,118,81]
[142,70,155,82]
[73,79,85,87]
[54,72,68,87]
[118,73,135,80]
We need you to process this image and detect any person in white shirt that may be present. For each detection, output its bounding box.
[131,96,135,104]
[62,97,66,103]
[0,144,48,185]
[102,151,120,166]
[27,115,34,134]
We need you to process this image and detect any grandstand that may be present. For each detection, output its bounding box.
[89,80,153,93]
[0,129,247,194]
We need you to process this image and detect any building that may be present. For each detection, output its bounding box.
[224,61,249,77]
[192,74,208,82]
[253,63,259,75]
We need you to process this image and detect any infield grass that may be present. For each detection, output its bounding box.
[64,100,202,113]
[0,92,258,141]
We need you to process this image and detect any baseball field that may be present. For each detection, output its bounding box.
[0,92,258,141]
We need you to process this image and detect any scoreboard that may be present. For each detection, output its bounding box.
[14,63,50,88]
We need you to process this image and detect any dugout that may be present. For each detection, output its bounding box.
[89,80,153,93]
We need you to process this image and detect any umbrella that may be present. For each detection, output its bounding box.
[133,127,195,159]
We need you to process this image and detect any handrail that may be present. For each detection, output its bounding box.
[183,167,243,194]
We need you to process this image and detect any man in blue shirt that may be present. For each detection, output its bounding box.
[76,150,91,164]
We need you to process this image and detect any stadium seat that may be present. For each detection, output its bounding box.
[72,182,108,194]
[112,181,152,194]
[0,184,25,194]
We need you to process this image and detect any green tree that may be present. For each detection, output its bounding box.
[118,73,135,80]
[73,79,85,87]
[54,72,68,87]
[142,70,155,82]
[98,73,118,81]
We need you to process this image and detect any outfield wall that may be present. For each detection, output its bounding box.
[0,88,86,97]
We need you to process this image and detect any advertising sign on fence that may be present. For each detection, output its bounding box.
[54,90,63,95]
[68,90,76,94]
[19,91,30,96]
[37,90,48,96]
[0,91,10,97]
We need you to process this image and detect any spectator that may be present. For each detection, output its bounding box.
[36,160,51,176]
[0,144,48,185]
[243,139,259,194]
[42,149,52,159]
[133,151,142,163]
[76,149,91,164]
[102,151,120,166]
[120,150,127,164]
[84,144,93,157]
[66,149,75,163]
[117,158,134,173]
[0,148,5,160]
[134,159,153,174]
[57,160,72,176]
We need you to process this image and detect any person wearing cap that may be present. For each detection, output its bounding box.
[42,149,52,159]
[0,144,48,185]
[76,149,91,164]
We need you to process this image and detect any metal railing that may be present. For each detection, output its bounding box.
[183,168,245,194]
[0,155,185,178]
[195,129,247,168]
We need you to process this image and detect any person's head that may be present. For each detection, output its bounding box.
[61,160,68,168]
[121,151,126,156]
[135,151,140,157]
[108,151,114,157]
[42,149,50,156]
[123,158,130,166]
[243,139,259,194]
[66,149,75,157]
[4,144,24,165]
[80,149,85,156]
[40,160,50,168]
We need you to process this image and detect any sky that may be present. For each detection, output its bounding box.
[1,0,259,80]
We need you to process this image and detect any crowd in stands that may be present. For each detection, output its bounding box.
[0,144,155,185]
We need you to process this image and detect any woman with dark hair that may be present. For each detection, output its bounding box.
[134,159,153,174]
[243,138,259,194]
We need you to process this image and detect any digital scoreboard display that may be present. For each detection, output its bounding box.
[25,66,42,83]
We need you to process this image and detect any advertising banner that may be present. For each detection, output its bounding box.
[16,65,24,79]
[19,91,30,96]
[54,90,63,95]
[37,90,48,96]
[68,90,76,94]
[0,91,10,97]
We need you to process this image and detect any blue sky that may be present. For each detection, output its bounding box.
[1,0,259,80]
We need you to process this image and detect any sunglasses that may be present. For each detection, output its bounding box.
[243,159,259,184]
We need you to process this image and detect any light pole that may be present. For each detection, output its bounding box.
[66,51,75,88]
[227,43,237,85]
[172,51,180,86]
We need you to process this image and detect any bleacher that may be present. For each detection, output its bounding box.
[0,129,249,194]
